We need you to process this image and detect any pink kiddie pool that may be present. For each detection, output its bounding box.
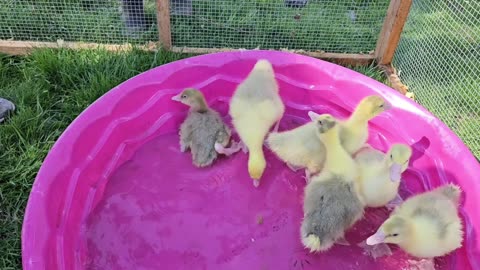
[22,51,480,270]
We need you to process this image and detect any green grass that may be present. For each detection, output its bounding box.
[0,0,158,44]
[0,48,387,269]
[0,0,478,269]
[394,0,480,158]
[0,48,190,269]
[0,0,389,53]
[171,0,388,52]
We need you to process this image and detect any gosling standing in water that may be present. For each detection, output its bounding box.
[172,88,239,167]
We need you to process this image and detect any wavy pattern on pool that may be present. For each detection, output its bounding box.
[22,51,480,270]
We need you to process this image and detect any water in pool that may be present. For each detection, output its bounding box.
[85,112,453,270]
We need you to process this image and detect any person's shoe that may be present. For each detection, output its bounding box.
[285,0,308,8]
[0,98,15,123]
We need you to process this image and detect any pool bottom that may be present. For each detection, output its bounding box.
[85,132,450,270]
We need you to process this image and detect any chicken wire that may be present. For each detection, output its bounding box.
[393,0,480,159]
[0,0,390,54]
[170,0,389,53]
[0,0,159,44]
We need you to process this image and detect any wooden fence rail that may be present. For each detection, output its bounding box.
[0,0,411,67]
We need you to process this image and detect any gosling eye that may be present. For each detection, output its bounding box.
[392,233,399,237]
[181,95,187,99]
[318,120,323,125]
[390,154,393,159]
[379,104,384,108]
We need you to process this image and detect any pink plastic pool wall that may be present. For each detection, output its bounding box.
[22,51,480,270]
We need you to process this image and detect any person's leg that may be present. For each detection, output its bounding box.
[122,0,148,38]
[170,0,193,16]
[284,0,308,8]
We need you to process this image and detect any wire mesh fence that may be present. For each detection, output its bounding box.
[170,0,389,53]
[1,0,477,157]
[0,0,159,44]
[394,0,480,159]
[0,0,390,54]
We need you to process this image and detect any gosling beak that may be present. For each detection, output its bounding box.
[383,102,392,110]
[390,163,402,182]
[366,230,386,245]
[171,94,182,101]
[308,111,320,121]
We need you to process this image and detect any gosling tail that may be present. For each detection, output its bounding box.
[301,234,322,253]
[437,183,462,205]
[248,148,266,180]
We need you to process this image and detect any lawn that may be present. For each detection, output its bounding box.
[393,0,480,158]
[170,0,388,52]
[0,48,189,269]
[0,0,478,269]
[0,48,386,269]
[0,0,389,53]
[2,0,477,157]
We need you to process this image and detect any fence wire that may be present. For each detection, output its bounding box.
[0,0,158,44]
[0,0,389,54]
[394,0,480,159]
[3,0,475,156]
[170,0,389,53]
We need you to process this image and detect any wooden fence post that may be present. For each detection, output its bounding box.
[375,0,412,65]
[156,0,172,49]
